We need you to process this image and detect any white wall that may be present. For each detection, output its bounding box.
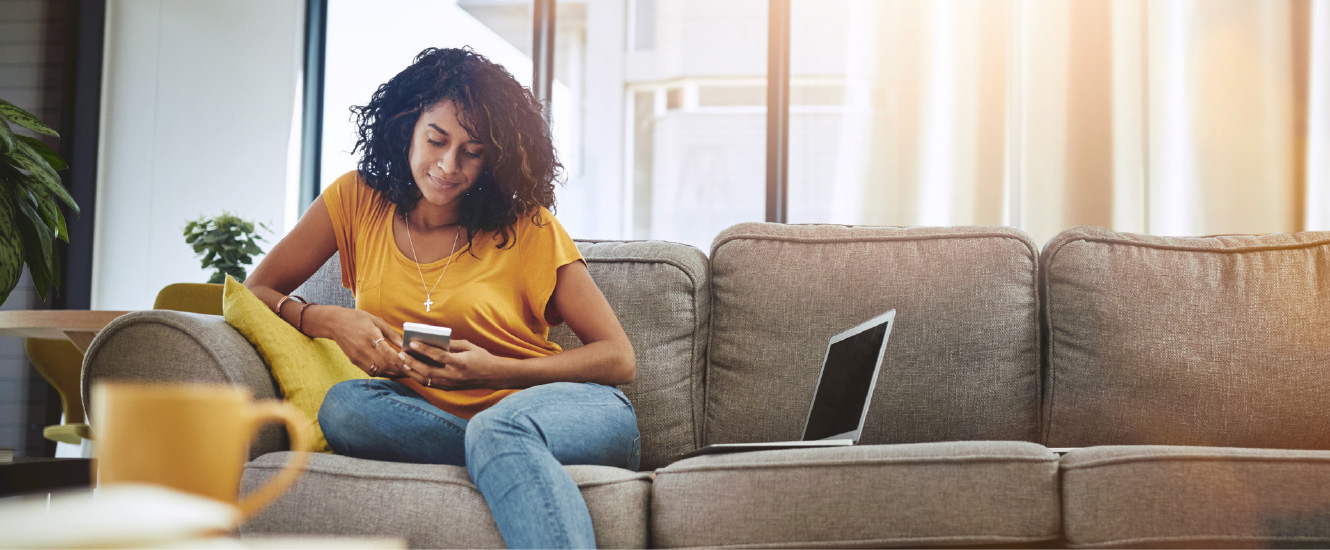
[94,0,304,310]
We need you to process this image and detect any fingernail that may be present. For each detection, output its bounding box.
[398,352,407,360]
[401,364,412,371]
[410,342,422,350]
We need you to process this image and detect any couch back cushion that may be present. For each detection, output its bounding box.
[548,240,709,470]
[295,256,356,308]
[302,242,709,470]
[1043,226,1330,448]
[705,223,1042,446]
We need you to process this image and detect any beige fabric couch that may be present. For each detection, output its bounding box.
[83,223,1330,548]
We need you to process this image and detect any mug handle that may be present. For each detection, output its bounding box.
[237,401,312,518]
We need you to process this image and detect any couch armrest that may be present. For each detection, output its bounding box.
[82,310,287,459]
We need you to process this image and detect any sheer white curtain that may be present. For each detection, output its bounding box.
[1307,0,1330,230]
[795,0,1326,245]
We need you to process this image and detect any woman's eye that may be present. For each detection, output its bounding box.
[465,151,482,159]
[427,139,444,146]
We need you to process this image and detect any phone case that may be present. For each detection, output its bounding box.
[402,324,451,367]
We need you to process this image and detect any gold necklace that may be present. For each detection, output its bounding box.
[403,212,460,313]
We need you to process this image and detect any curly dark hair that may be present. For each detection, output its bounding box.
[350,47,561,253]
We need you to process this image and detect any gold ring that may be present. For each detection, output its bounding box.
[372,337,385,347]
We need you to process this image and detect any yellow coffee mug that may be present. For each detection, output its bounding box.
[91,382,312,518]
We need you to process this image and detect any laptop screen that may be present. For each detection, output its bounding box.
[802,320,890,441]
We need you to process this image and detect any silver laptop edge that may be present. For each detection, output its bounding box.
[799,309,896,443]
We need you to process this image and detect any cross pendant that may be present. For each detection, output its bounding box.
[424,296,434,312]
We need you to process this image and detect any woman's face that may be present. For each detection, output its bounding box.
[408,100,487,213]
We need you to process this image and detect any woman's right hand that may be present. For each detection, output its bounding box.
[312,306,407,378]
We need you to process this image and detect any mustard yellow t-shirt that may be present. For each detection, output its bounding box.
[322,170,583,419]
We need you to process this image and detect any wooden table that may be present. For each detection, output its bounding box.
[0,309,131,352]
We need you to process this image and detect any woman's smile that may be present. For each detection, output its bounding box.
[429,173,465,192]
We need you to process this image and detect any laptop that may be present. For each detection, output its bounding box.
[681,309,896,458]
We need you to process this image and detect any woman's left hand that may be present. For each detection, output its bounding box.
[398,339,507,390]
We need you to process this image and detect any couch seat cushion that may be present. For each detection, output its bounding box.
[240,452,651,549]
[651,441,1059,548]
[1061,445,1330,548]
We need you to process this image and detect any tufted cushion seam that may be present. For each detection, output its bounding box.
[247,459,651,489]
[659,454,1058,475]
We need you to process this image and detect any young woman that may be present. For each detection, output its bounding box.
[244,47,639,549]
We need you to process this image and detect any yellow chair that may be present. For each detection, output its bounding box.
[25,283,225,445]
[26,338,92,444]
[152,283,224,315]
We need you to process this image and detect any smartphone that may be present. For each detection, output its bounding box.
[402,322,452,366]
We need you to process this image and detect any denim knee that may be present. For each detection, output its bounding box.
[465,407,538,452]
[318,380,370,452]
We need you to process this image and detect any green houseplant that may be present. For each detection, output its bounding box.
[0,99,79,306]
[184,212,269,284]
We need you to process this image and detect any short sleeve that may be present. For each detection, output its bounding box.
[520,208,584,327]
[320,171,364,294]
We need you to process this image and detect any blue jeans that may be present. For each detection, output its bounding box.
[318,379,641,549]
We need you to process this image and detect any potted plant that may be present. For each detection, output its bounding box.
[0,99,78,306]
[184,212,269,284]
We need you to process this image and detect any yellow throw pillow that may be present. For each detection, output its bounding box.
[221,276,367,453]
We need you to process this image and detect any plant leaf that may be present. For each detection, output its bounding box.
[0,100,59,137]
[0,117,14,156]
[23,182,66,242]
[15,136,67,171]
[187,212,271,285]
[11,147,78,214]
[0,187,25,305]
[14,193,55,301]
[18,191,58,288]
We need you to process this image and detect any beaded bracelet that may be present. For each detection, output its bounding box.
[275,294,308,316]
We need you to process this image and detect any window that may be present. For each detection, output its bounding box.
[312,0,1328,249]
[319,0,533,190]
[632,0,655,51]
[786,0,1009,228]
[553,0,769,253]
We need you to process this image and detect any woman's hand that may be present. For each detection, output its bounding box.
[316,306,409,379]
[397,339,509,390]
